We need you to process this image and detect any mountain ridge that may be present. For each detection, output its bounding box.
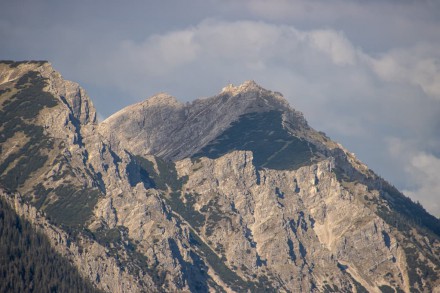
[1,60,439,292]
[98,79,306,162]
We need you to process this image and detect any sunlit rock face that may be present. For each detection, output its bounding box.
[1,61,439,292]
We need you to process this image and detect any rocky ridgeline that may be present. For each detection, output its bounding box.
[0,61,439,292]
[97,80,303,161]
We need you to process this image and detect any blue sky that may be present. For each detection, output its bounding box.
[1,0,440,216]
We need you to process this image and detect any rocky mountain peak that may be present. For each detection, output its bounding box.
[221,80,261,94]
[220,80,290,111]
[98,80,299,160]
[141,92,181,107]
[0,60,97,127]
[40,64,97,126]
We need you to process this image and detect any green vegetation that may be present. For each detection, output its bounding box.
[131,155,206,230]
[378,284,405,293]
[1,60,47,68]
[351,278,369,293]
[193,111,317,170]
[381,183,440,237]
[404,246,438,291]
[323,284,340,293]
[43,185,102,228]
[0,196,102,293]
[379,285,395,293]
[201,198,233,238]
[334,149,440,240]
[0,68,104,230]
[93,227,122,244]
[125,155,155,189]
[131,155,206,231]
[168,192,205,231]
[50,155,76,181]
[132,155,184,191]
[333,141,440,291]
[32,183,102,228]
[375,184,440,290]
[0,71,58,191]
[0,88,10,95]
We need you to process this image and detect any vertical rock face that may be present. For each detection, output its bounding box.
[1,60,439,292]
[35,62,97,126]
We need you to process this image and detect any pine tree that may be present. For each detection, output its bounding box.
[0,197,103,293]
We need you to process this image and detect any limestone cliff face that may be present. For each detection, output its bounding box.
[176,151,437,292]
[1,61,439,293]
[35,62,97,126]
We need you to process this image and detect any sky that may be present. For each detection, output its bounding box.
[1,0,440,217]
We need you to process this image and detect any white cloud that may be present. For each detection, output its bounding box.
[372,45,440,100]
[243,0,361,22]
[103,20,368,97]
[387,137,440,217]
[304,30,358,66]
[404,152,440,218]
[120,29,200,76]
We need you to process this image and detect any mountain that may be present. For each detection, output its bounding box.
[0,60,439,292]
